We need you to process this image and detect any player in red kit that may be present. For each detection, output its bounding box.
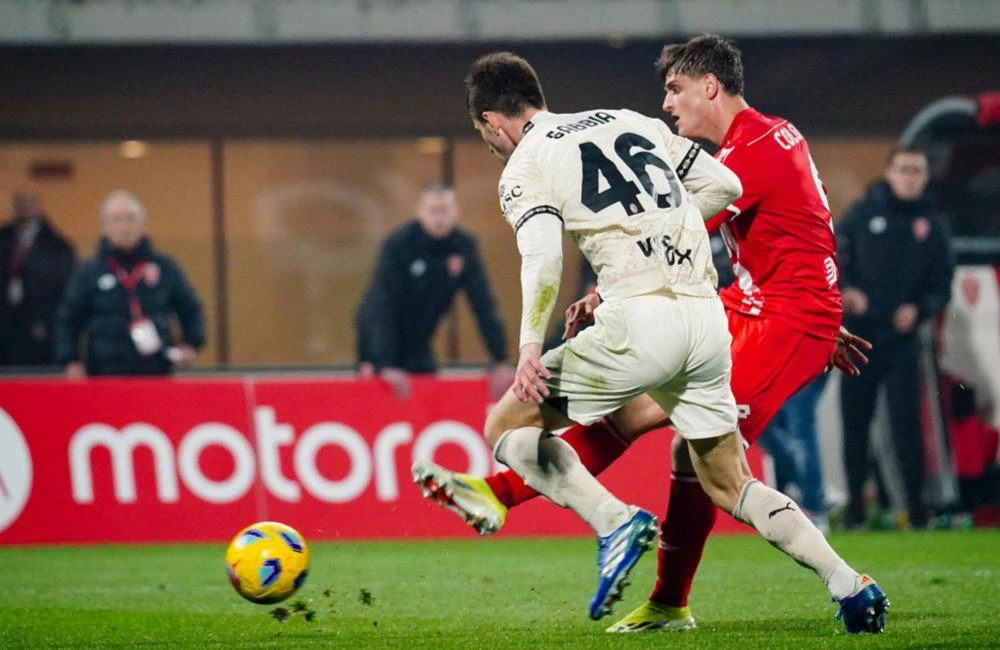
[413,35,883,634]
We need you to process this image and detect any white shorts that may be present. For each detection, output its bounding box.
[540,293,738,440]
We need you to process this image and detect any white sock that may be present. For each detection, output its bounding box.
[495,426,630,537]
[590,498,632,537]
[827,565,862,601]
[733,479,860,600]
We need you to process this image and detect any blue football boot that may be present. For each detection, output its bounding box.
[836,574,889,633]
[588,508,659,620]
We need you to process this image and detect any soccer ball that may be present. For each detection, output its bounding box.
[225,521,310,604]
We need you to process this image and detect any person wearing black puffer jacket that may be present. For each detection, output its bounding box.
[0,185,76,367]
[836,147,954,529]
[55,190,205,377]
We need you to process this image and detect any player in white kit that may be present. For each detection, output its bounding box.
[500,110,739,439]
[450,51,742,620]
[419,50,885,632]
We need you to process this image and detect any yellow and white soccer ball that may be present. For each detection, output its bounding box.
[225,521,310,604]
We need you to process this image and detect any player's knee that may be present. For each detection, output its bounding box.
[483,393,535,449]
[485,384,554,450]
[609,395,668,442]
[688,432,753,514]
[483,411,507,449]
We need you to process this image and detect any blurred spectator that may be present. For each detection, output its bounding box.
[837,148,955,528]
[355,183,513,399]
[55,190,204,377]
[0,186,76,367]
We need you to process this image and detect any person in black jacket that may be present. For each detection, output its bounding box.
[55,190,205,377]
[355,183,513,398]
[837,147,954,528]
[0,186,76,367]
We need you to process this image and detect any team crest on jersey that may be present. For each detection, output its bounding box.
[499,184,522,216]
[446,254,465,278]
[144,263,160,286]
[868,216,887,234]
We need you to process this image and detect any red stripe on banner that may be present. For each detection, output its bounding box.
[0,377,759,544]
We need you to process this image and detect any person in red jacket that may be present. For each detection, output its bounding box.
[413,35,879,634]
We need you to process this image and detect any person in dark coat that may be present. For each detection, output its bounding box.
[356,183,513,398]
[837,147,955,528]
[55,190,205,377]
[0,186,76,367]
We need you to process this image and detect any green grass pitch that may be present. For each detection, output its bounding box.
[1,531,997,648]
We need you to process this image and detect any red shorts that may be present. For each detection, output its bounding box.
[727,310,835,445]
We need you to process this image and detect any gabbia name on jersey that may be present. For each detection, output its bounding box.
[497,108,741,347]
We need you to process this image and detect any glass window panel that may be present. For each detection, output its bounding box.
[0,141,218,364]
[223,139,443,365]
[808,138,896,219]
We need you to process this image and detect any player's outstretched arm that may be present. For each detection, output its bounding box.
[513,214,563,402]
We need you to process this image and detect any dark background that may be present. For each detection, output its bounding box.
[1,35,997,139]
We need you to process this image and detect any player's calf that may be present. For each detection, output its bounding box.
[687,432,888,632]
[685,431,753,514]
[732,479,889,631]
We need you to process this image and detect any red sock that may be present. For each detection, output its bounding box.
[649,472,717,608]
[483,417,631,508]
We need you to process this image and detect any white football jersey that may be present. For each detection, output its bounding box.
[499,109,718,301]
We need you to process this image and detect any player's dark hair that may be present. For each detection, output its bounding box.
[465,52,547,123]
[887,146,928,165]
[656,34,744,96]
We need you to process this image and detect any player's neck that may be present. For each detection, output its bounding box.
[508,107,543,146]
[711,96,751,145]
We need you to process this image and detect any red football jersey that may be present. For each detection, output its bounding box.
[706,108,842,339]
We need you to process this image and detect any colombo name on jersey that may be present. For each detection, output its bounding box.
[708,108,843,339]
